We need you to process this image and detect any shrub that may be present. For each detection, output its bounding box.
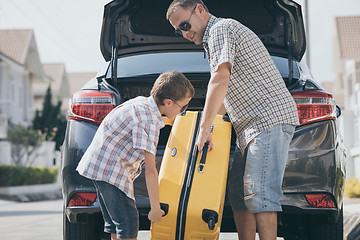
[0,166,59,187]
[345,177,360,198]
[7,122,45,166]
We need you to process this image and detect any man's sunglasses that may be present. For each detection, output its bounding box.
[174,5,197,37]
[171,99,189,112]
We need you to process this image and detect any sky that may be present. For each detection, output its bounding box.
[0,0,360,82]
[298,0,360,82]
[0,0,109,73]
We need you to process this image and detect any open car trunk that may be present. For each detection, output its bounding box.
[100,0,306,61]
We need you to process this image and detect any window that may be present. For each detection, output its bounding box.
[18,85,23,108]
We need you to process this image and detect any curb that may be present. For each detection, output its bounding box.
[0,183,62,202]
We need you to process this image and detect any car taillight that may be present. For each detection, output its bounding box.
[292,90,336,126]
[305,193,335,208]
[68,90,116,125]
[69,192,97,207]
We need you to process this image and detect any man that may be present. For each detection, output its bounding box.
[167,1,299,239]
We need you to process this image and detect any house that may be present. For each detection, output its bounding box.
[67,72,97,94]
[0,29,50,126]
[0,29,51,166]
[334,16,360,179]
[33,63,71,114]
[65,72,97,111]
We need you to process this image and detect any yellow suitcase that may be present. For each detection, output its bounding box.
[150,111,232,240]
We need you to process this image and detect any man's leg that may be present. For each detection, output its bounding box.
[227,147,251,239]
[233,210,256,240]
[255,212,277,240]
[244,124,295,240]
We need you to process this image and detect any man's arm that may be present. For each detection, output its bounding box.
[218,103,227,115]
[144,150,164,223]
[196,62,231,152]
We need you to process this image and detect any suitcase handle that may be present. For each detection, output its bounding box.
[202,209,218,230]
[198,143,209,173]
[160,203,169,216]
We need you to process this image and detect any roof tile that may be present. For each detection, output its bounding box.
[0,29,33,65]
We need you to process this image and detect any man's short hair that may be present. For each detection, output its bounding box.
[151,71,195,106]
[166,0,209,20]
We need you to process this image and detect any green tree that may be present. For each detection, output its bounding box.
[33,85,66,150]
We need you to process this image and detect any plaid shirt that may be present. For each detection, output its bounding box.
[76,96,165,200]
[202,15,299,154]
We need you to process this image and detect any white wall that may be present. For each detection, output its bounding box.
[341,61,360,180]
[0,56,55,167]
[0,57,34,126]
[30,141,56,167]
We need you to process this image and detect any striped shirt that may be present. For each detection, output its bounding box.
[202,15,299,154]
[76,96,165,200]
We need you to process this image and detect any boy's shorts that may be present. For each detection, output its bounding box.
[93,180,139,239]
[227,124,295,213]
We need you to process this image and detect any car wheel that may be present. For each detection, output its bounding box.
[63,209,109,240]
[283,207,343,240]
[308,207,343,240]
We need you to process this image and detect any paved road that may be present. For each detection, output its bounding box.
[0,197,359,240]
[0,199,241,240]
[0,199,62,240]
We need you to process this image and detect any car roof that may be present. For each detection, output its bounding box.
[100,0,306,62]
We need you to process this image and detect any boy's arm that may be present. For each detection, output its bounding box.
[144,150,164,223]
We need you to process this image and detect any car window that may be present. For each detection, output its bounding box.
[107,52,210,78]
[272,56,300,79]
[108,52,299,80]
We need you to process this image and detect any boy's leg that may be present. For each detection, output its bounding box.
[93,181,117,236]
[93,180,139,240]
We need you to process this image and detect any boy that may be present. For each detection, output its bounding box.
[76,71,195,240]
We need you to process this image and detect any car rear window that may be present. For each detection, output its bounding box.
[108,52,299,80]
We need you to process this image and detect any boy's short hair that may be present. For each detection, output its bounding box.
[166,0,209,20]
[151,71,195,106]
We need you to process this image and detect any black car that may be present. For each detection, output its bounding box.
[61,0,346,239]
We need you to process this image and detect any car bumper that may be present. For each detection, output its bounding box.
[62,119,345,228]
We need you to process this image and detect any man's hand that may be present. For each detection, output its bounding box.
[195,127,213,152]
[148,207,165,223]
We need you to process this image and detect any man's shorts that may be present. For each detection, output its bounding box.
[227,124,295,213]
[93,180,139,239]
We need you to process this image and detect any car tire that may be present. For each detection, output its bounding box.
[63,209,109,240]
[308,207,343,240]
[283,207,343,240]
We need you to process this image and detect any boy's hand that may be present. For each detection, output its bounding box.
[162,116,174,126]
[148,207,165,223]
